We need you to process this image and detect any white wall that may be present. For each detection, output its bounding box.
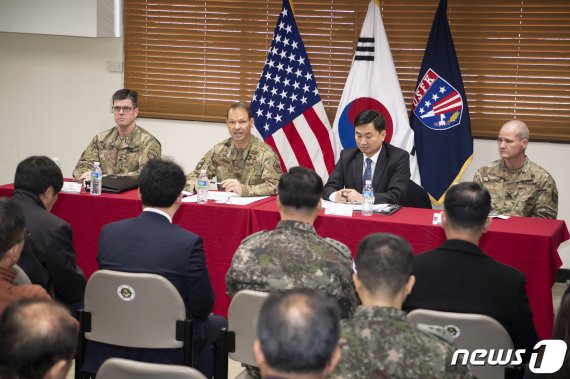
[1,31,569,265]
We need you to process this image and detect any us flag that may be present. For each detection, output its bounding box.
[251,0,335,181]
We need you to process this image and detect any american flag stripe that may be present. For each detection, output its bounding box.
[270,128,302,170]
[283,122,316,171]
[302,104,335,172]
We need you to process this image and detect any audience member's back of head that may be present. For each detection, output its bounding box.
[278,166,323,211]
[0,198,26,257]
[444,182,491,232]
[256,288,341,376]
[14,156,63,195]
[0,299,77,379]
[355,233,413,298]
[139,159,185,208]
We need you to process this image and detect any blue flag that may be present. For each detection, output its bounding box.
[410,0,473,204]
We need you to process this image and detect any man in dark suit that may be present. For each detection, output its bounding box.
[403,182,539,358]
[12,156,86,310]
[323,110,410,205]
[83,158,224,378]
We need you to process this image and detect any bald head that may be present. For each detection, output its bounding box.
[256,289,341,376]
[0,300,77,379]
[500,120,529,140]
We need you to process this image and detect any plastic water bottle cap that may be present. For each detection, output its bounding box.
[94,162,100,167]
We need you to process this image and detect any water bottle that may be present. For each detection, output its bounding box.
[362,180,374,216]
[196,169,208,204]
[91,162,102,196]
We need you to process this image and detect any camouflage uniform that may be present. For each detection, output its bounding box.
[184,136,282,196]
[473,157,558,219]
[331,306,474,379]
[72,125,161,181]
[226,220,358,319]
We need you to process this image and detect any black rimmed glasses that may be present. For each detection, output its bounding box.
[111,106,135,114]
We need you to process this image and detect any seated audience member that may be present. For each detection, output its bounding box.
[473,120,557,218]
[403,182,539,358]
[0,198,50,315]
[226,166,358,319]
[254,289,342,379]
[323,110,410,205]
[12,156,85,310]
[73,88,161,182]
[84,158,224,378]
[184,101,282,196]
[0,299,77,379]
[331,233,473,379]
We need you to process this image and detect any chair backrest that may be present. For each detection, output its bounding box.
[84,269,186,348]
[97,358,207,379]
[407,309,514,379]
[227,290,270,366]
[403,179,432,209]
[12,264,32,285]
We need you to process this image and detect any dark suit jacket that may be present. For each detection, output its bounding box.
[403,239,539,356]
[83,211,215,373]
[323,142,410,204]
[12,189,86,306]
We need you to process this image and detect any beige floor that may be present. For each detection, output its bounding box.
[66,283,569,379]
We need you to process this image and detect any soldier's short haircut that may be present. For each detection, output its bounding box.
[139,158,185,208]
[14,156,64,195]
[444,182,491,231]
[227,101,253,119]
[112,89,138,108]
[354,110,386,133]
[0,198,26,257]
[355,233,413,297]
[0,299,77,379]
[278,166,323,210]
[257,288,341,374]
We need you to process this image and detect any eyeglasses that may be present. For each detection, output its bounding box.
[111,106,136,113]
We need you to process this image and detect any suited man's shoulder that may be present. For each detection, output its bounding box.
[384,142,410,158]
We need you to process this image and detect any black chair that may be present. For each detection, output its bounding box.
[403,180,432,209]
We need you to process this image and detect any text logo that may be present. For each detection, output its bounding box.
[451,340,567,374]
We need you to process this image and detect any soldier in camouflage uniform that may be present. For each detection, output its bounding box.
[184,102,282,196]
[473,120,557,219]
[72,89,161,182]
[331,234,474,379]
[226,167,357,379]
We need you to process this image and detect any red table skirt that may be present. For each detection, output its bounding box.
[1,183,568,339]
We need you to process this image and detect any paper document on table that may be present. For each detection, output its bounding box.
[489,213,510,220]
[181,191,268,205]
[322,200,389,216]
[61,182,82,194]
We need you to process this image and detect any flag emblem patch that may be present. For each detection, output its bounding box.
[412,68,464,131]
